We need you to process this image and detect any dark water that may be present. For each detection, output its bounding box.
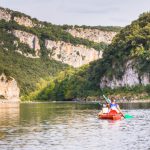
[0,102,150,150]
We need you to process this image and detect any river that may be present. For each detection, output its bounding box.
[0,102,150,150]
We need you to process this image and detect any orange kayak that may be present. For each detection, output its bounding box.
[98,110,122,120]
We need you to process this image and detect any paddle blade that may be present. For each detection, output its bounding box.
[124,114,133,119]
[103,95,111,103]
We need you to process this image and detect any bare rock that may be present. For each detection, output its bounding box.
[67,28,116,44]
[14,16,35,27]
[100,60,150,88]
[0,8,11,22]
[0,74,20,101]
[12,30,40,56]
[45,40,102,67]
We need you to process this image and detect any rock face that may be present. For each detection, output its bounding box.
[12,30,40,56]
[0,74,20,101]
[45,40,102,67]
[67,28,116,44]
[14,16,35,27]
[100,60,150,88]
[12,29,103,66]
[0,7,35,28]
[0,8,11,22]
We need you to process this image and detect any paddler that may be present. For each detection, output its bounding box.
[109,97,122,113]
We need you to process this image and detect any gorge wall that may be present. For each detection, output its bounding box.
[67,28,116,44]
[100,12,150,89]
[0,74,20,102]
[13,16,35,27]
[0,8,11,22]
[100,60,150,88]
[11,30,103,67]
[12,30,40,57]
[0,7,120,99]
[45,40,102,67]
[0,7,35,27]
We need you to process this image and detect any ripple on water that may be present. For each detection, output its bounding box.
[0,104,150,150]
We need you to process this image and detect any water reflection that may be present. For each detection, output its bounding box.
[0,103,19,126]
[0,103,19,140]
[19,103,99,126]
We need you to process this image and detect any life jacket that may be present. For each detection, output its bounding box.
[110,103,117,108]
[110,103,119,113]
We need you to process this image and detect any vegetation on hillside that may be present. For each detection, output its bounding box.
[0,27,69,96]
[25,58,150,101]
[25,12,150,101]
[0,48,69,96]
[38,22,108,51]
[101,12,150,79]
[0,7,115,99]
[0,7,117,99]
[2,7,150,101]
[62,24,122,32]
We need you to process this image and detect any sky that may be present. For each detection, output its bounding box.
[0,0,150,26]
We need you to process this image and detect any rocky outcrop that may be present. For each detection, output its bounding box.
[45,40,102,67]
[67,28,116,44]
[13,16,35,27]
[0,7,36,27]
[12,30,40,56]
[0,8,11,22]
[0,74,20,101]
[100,60,150,88]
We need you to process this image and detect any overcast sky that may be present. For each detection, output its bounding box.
[0,0,150,26]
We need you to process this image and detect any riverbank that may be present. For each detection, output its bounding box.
[1,99,150,105]
[94,99,150,104]
[0,100,150,110]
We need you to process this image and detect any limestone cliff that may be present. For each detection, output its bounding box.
[10,28,103,67]
[67,28,116,44]
[45,40,102,67]
[12,30,40,56]
[0,7,35,28]
[11,29,102,67]
[0,8,11,22]
[0,74,20,101]
[100,12,150,89]
[13,16,35,27]
[100,60,150,88]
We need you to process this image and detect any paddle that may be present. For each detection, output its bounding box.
[102,94,133,119]
[120,112,133,119]
[123,114,133,119]
[103,95,111,104]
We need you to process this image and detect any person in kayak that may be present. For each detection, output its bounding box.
[109,97,122,113]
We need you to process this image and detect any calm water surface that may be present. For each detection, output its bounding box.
[0,102,150,150]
